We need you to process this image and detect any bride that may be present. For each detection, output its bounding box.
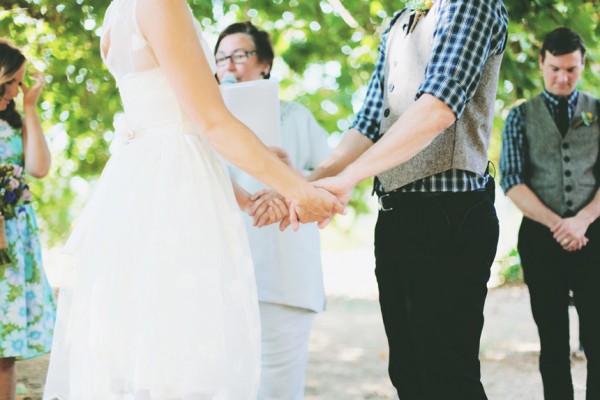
[42,0,343,399]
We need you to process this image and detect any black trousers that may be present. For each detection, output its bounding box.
[374,187,499,400]
[519,217,600,400]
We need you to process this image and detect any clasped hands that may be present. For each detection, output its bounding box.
[550,214,591,252]
[241,169,354,232]
[243,178,349,231]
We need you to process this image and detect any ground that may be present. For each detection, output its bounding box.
[17,199,587,399]
[16,285,587,400]
[305,286,587,400]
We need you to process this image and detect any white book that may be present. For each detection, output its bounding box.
[220,78,281,147]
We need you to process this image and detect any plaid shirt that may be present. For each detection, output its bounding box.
[351,0,508,194]
[499,89,581,193]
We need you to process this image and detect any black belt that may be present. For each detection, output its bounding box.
[378,190,486,211]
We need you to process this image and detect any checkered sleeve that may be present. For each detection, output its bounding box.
[351,12,404,142]
[350,55,385,142]
[499,105,526,193]
[416,1,508,118]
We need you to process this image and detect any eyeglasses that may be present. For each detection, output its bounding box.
[215,50,257,67]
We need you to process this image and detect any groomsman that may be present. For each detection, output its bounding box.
[303,1,508,399]
[500,27,600,400]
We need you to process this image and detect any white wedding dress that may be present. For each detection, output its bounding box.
[43,1,260,399]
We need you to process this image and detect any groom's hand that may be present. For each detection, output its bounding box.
[287,186,346,231]
[279,175,355,231]
[312,175,355,209]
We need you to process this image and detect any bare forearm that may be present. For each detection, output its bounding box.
[23,106,51,178]
[206,117,313,204]
[231,180,251,212]
[507,184,561,229]
[340,94,455,186]
[576,189,600,225]
[308,129,373,182]
[139,0,313,205]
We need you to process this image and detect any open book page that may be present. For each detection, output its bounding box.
[221,79,281,147]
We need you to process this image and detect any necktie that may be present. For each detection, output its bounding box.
[556,98,570,137]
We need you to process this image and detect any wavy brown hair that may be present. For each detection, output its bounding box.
[0,39,26,129]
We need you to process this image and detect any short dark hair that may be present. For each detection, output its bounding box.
[215,21,274,79]
[540,27,586,61]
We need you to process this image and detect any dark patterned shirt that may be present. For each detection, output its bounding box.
[499,89,582,193]
[351,0,508,193]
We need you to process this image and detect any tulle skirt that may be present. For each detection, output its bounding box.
[43,129,261,399]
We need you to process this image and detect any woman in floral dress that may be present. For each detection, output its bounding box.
[0,39,55,400]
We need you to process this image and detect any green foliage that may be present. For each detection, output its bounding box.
[497,248,524,285]
[0,0,598,244]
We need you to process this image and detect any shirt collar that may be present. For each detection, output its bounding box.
[542,88,579,108]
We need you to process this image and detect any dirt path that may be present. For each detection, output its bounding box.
[305,286,587,400]
[16,286,587,400]
[20,203,587,399]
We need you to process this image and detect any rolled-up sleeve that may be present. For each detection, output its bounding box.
[499,105,526,193]
[416,1,508,118]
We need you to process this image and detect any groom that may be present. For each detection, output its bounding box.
[306,1,508,398]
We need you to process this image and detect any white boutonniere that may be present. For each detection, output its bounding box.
[406,0,436,33]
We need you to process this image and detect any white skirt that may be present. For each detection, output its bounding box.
[43,129,261,399]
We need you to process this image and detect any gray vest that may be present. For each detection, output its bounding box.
[524,93,600,215]
[377,5,503,191]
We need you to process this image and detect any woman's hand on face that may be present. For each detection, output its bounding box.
[21,71,45,110]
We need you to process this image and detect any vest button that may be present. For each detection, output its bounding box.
[384,108,390,117]
[565,185,573,192]
[563,156,571,162]
[564,170,572,177]
[393,60,398,68]
[562,142,569,150]
[566,200,574,207]
[389,83,395,92]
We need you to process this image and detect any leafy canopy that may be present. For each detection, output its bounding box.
[1,0,598,244]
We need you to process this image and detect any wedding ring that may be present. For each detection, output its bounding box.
[562,239,569,245]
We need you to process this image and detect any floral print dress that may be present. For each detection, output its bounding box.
[0,118,55,360]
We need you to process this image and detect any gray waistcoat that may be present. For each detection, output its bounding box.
[524,93,599,215]
[377,5,503,192]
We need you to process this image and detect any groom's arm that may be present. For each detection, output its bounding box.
[307,129,373,182]
[275,130,371,230]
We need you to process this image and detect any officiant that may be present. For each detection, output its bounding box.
[214,22,331,400]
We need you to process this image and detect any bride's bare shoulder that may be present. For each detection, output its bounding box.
[136,0,196,35]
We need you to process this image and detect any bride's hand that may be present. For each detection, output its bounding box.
[248,189,289,227]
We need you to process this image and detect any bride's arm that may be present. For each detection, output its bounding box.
[137,0,343,223]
